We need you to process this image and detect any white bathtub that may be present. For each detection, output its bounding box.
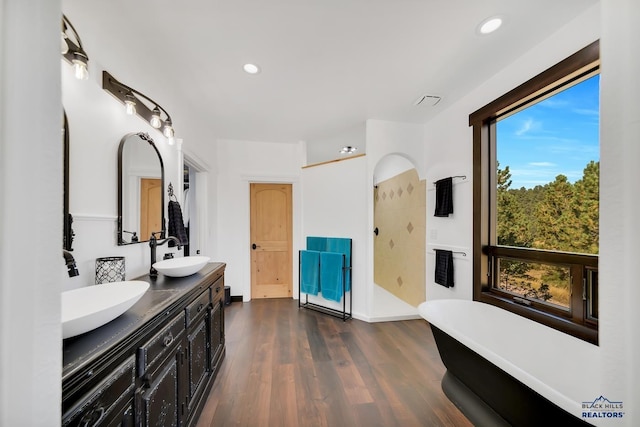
[419,299,600,426]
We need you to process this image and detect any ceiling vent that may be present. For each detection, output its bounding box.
[413,94,442,107]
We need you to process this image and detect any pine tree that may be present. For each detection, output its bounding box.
[496,164,532,247]
[535,174,577,252]
[573,161,599,254]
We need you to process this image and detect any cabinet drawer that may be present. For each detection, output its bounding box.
[137,311,185,377]
[210,277,224,303]
[185,288,211,327]
[62,356,135,427]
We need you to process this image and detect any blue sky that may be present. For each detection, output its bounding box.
[497,74,600,189]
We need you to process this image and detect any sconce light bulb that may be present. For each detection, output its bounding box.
[163,124,174,138]
[61,35,69,55]
[125,100,136,115]
[72,59,88,80]
[150,109,162,129]
[168,135,176,145]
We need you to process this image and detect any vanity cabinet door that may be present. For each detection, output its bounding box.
[209,277,225,373]
[139,343,183,427]
[137,311,187,427]
[209,299,224,371]
[62,356,136,427]
[186,314,209,413]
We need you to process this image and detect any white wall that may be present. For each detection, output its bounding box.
[61,0,222,289]
[423,4,640,425]
[366,120,425,177]
[216,139,303,299]
[0,2,217,423]
[301,156,369,318]
[0,1,62,424]
[306,122,366,165]
[365,120,425,320]
[373,154,415,184]
[600,0,640,423]
[62,63,184,289]
[183,141,218,259]
[423,6,600,302]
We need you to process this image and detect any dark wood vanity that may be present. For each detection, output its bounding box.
[62,262,225,426]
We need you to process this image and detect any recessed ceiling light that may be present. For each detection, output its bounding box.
[478,16,503,35]
[243,63,260,74]
[339,146,357,154]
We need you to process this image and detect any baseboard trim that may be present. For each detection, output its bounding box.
[366,314,422,322]
[230,296,243,303]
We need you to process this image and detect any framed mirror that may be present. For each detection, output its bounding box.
[63,110,75,251]
[117,132,165,245]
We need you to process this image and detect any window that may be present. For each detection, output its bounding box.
[469,41,599,344]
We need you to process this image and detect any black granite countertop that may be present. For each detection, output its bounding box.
[62,262,225,382]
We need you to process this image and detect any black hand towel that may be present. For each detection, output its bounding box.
[168,200,189,247]
[434,249,454,287]
[434,177,454,217]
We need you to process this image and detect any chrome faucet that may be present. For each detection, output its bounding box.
[63,250,79,277]
[149,232,182,279]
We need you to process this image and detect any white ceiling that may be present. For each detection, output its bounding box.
[63,0,598,149]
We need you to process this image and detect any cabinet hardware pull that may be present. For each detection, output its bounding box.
[163,333,174,347]
[80,406,105,427]
[197,303,204,312]
[215,287,221,293]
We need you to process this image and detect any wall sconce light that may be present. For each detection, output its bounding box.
[61,15,89,80]
[102,71,175,143]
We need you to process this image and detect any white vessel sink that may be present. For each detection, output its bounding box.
[62,281,149,339]
[153,256,210,278]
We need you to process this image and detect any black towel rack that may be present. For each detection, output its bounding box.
[433,248,467,256]
[299,237,353,321]
[432,175,466,186]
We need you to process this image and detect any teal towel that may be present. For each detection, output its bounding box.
[306,236,327,252]
[325,238,352,292]
[300,250,320,295]
[320,252,345,302]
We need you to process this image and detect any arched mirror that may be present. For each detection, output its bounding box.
[118,132,165,245]
[63,110,75,251]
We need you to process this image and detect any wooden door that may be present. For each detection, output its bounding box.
[140,178,162,240]
[250,183,292,299]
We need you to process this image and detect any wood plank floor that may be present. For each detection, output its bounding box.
[196,299,473,427]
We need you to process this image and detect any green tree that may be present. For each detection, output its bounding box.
[572,161,599,254]
[497,163,532,247]
[535,174,578,252]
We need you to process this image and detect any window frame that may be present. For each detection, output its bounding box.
[469,40,600,345]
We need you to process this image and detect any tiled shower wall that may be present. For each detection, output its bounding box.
[374,168,426,307]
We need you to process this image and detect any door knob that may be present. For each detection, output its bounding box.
[374,227,379,236]
[252,243,257,250]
